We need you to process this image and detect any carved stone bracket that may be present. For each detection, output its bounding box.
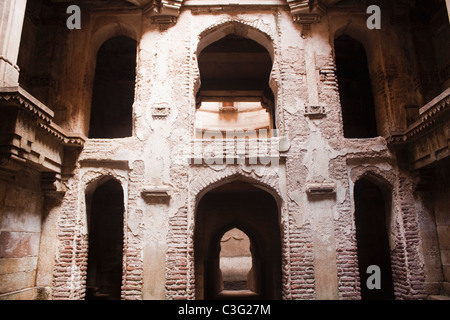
[304,104,326,118]
[305,181,336,196]
[287,1,325,21]
[151,104,170,118]
[287,0,325,37]
[41,172,67,199]
[144,0,184,30]
[141,185,171,203]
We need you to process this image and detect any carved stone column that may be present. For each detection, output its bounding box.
[0,0,27,87]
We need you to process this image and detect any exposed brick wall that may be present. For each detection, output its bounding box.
[283,158,316,300]
[330,158,361,300]
[52,177,83,299]
[395,174,426,299]
[166,206,190,300]
[334,202,361,300]
[123,160,145,300]
[166,168,285,300]
[285,221,315,299]
[340,166,427,300]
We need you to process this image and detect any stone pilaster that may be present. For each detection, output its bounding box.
[0,0,27,87]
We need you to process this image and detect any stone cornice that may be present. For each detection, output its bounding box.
[386,88,450,145]
[0,86,86,148]
[0,86,85,186]
[0,86,53,123]
[386,88,450,170]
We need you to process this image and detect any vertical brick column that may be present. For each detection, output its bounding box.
[0,0,27,87]
[330,160,360,300]
[287,218,315,299]
[52,180,83,299]
[396,175,426,299]
[166,206,190,300]
[123,160,145,300]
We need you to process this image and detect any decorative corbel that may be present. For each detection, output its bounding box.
[41,172,67,200]
[287,0,325,37]
[141,185,171,204]
[305,181,336,198]
[144,0,183,31]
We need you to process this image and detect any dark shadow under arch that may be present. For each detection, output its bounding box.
[88,35,136,139]
[354,177,395,300]
[194,180,281,300]
[85,178,124,300]
[335,34,378,138]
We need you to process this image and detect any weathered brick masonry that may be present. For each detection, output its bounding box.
[0,0,449,300]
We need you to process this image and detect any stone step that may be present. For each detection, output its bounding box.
[428,295,450,300]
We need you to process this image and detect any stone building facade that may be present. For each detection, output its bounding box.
[0,0,449,300]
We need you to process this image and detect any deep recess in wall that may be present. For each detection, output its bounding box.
[335,34,378,139]
[86,179,124,300]
[89,36,136,139]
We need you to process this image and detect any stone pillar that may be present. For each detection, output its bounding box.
[0,0,27,87]
[446,0,450,23]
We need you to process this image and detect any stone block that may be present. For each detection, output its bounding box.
[438,226,450,250]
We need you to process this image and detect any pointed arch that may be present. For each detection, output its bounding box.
[194,20,278,139]
[194,178,282,300]
[197,19,275,61]
[353,174,395,300]
[334,32,378,138]
[193,171,283,213]
[88,35,137,138]
[84,176,125,300]
[218,227,256,292]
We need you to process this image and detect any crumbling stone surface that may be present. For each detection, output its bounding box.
[0,0,449,300]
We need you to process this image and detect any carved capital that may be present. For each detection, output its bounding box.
[288,0,325,25]
[144,0,183,30]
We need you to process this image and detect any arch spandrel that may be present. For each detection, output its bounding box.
[191,170,284,211]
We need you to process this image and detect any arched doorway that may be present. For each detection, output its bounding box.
[354,178,395,300]
[85,178,124,300]
[334,34,378,138]
[194,180,281,300]
[88,35,136,138]
[219,228,256,293]
[195,32,276,138]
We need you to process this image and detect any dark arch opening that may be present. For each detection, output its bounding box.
[354,178,395,300]
[194,180,281,300]
[88,35,136,139]
[335,34,378,138]
[85,178,124,300]
[196,34,275,138]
